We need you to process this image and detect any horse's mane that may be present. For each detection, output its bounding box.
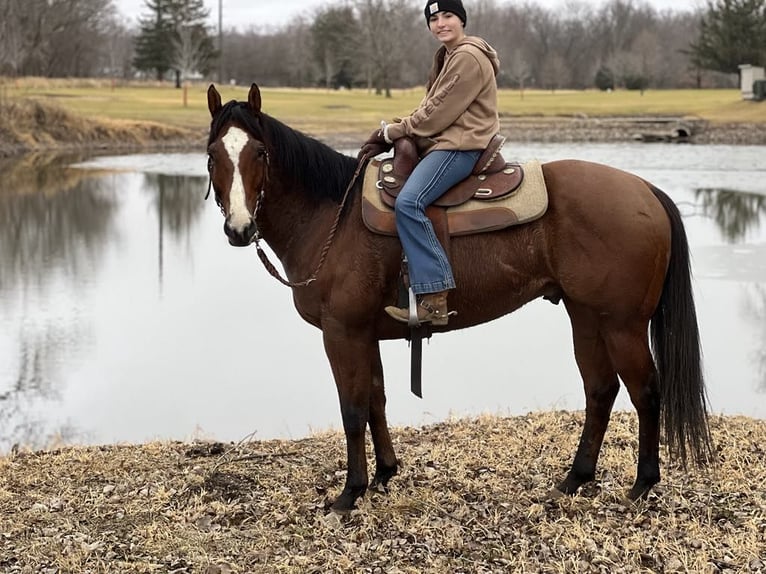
[209,100,358,204]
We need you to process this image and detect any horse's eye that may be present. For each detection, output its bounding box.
[207,155,214,172]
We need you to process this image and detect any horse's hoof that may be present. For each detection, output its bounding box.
[371,463,398,491]
[329,486,365,514]
[626,485,652,502]
[626,477,658,502]
[328,494,355,513]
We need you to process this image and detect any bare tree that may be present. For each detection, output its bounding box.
[355,0,421,96]
[506,50,533,96]
[0,0,120,77]
[0,0,25,75]
[540,52,570,91]
[172,24,208,81]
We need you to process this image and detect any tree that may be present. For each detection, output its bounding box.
[133,0,216,82]
[689,0,766,75]
[311,6,360,89]
[594,66,615,90]
[506,51,533,95]
[0,0,118,77]
[167,0,216,81]
[355,0,420,97]
[539,53,569,91]
[134,0,175,80]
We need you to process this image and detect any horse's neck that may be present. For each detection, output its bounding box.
[258,181,340,277]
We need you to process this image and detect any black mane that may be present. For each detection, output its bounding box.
[209,100,358,203]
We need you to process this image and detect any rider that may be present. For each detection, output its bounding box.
[358,0,500,326]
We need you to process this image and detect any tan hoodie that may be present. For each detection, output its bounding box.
[385,36,500,155]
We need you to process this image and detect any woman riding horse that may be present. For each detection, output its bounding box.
[359,0,500,327]
[205,81,712,513]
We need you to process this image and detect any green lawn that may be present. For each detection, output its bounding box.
[4,82,764,136]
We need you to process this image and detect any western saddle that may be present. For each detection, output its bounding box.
[376,133,523,209]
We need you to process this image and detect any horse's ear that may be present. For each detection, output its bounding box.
[207,84,222,118]
[248,83,262,115]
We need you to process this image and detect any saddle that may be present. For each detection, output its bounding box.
[376,134,523,209]
[361,135,548,238]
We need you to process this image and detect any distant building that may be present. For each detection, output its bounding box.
[739,64,765,100]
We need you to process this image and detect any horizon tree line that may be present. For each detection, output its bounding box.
[0,0,764,92]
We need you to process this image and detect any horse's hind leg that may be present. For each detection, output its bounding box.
[556,303,620,495]
[369,343,399,490]
[603,325,661,500]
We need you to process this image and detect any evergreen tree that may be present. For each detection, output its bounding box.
[133,0,216,81]
[594,66,615,90]
[689,0,766,75]
[133,0,174,80]
[311,6,360,89]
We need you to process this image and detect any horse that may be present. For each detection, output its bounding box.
[205,83,712,513]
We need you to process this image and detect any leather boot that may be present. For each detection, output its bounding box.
[384,290,452,326]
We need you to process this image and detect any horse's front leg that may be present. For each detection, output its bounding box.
[322,325,377,513]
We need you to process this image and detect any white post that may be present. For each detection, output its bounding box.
[739,64,765,100]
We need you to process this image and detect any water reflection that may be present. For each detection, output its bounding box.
[0,147,764,452]
[0,155,115,294]
[742,284,766,391]
[0,154,117,449]
[688,188,766,391]
[143,173,207,292]
[0,155,207,450]
[694,188,766,242]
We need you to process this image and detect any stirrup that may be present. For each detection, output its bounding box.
[407,287,419,327]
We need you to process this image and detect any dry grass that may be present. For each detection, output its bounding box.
[2,79,765,156]
[1,411,764,573]
[0,96,201,157]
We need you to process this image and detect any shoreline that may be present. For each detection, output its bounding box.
[2,117,764,160]
[314,117,766,151]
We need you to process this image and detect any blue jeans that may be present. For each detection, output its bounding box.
[394,149,481,295]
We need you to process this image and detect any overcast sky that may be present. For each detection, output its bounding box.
[114,0,704,29]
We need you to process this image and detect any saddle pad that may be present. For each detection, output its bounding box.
[361,159,548,237]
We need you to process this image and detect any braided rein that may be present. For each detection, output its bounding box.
[249,159,365,288]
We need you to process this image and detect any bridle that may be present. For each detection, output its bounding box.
[206,139,365,288]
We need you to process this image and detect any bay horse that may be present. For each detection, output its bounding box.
[205,83,712,513]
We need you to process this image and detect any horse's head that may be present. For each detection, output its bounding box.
[206,83,268,247]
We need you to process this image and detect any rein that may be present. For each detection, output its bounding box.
[255,160,364,287]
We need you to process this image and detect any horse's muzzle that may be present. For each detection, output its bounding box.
[223,219,257,247]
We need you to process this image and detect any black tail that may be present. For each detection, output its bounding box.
[649,185,713,467]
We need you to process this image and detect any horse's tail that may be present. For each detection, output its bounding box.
[649,185,714,467]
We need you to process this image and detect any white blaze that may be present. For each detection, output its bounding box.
[222,127,252,232]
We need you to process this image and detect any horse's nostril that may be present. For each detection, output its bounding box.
[223,219,256,246]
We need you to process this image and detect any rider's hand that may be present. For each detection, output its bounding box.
[356,128,393,163]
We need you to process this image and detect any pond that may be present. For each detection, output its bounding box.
[0,142,764,452]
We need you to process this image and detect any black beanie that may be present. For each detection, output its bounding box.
[424,0,467,27]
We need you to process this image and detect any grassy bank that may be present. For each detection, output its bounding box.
[2,78,764,155]
[0,96,201,157]
[1,411,764,573]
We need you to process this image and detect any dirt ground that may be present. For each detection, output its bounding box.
[1,411,764,573]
